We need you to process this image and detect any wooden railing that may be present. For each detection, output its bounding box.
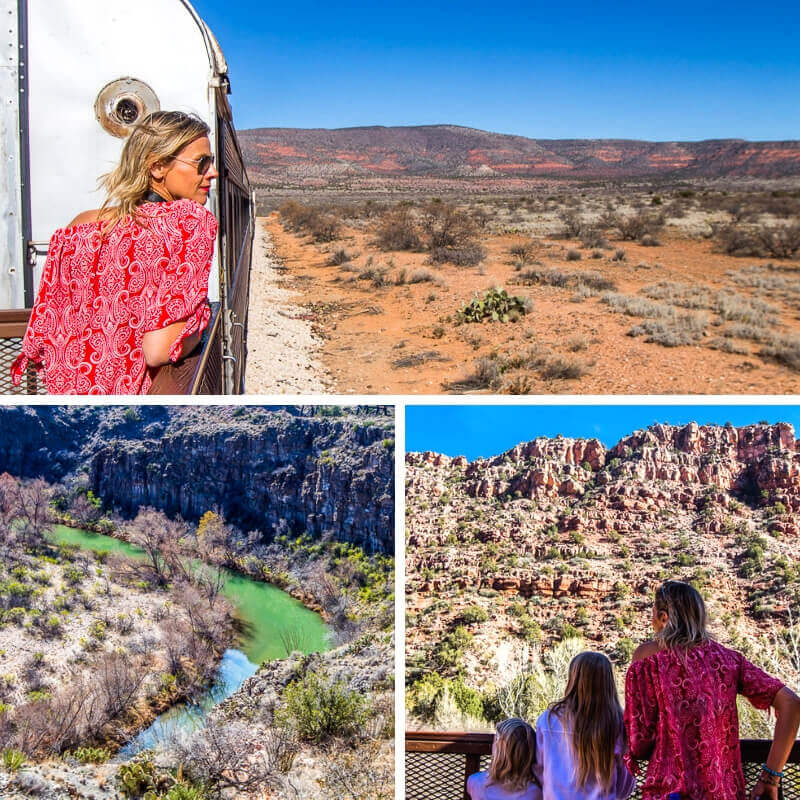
[405,731,800,800]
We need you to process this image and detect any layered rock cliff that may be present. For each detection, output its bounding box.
[406,422,800,683]
[0,406,394,553]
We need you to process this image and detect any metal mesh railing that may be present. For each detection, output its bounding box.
[406,732,800,800]
[0,312,46,395]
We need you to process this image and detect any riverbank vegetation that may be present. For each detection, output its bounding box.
[0,474,235,760]
[0,471,394,799]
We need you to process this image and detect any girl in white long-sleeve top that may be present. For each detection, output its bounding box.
[534,651,635,800]
[467,718,542,800]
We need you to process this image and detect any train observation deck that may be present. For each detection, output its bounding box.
[405,731,800,800]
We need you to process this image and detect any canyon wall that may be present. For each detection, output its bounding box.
[0,406,394,553]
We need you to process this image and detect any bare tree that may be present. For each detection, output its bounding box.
[122,507,190,586]
[193,562,227,608]
[176,719,288,795]
[12,478,54,550]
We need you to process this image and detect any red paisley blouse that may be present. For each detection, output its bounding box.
[624,639,783,800]
[11,199,217,395]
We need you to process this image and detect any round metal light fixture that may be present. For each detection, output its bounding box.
[94,78,160,138]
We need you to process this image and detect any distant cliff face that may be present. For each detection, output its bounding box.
[240,125,800,181]
[0,407,394,554]
[407,423,799,633]
[406,422,800,684]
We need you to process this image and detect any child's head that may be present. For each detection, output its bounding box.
[550,651,623,792]
[489,717,536,792]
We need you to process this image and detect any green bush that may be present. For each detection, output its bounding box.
[449,677,486,719]
[459,606,489,625]
[280,670,367,742]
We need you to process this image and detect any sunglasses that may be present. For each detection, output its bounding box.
[171,153,216,175]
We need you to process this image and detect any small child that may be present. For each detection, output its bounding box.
[467,718,542,800]
[534,651,635,800]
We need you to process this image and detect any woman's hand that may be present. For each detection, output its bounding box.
[749,777,779,800]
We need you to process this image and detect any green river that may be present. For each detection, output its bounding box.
[49,525,330,753]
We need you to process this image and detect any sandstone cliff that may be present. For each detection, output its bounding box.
[406,422,800,683]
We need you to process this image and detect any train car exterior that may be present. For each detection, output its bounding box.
[0,0,253,394]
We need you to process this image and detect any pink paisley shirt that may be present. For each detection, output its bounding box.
[11,199,217,395]
[624,639,783,800]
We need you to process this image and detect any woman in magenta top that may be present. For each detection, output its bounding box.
[11,111,219,395]
[624,580,800,800]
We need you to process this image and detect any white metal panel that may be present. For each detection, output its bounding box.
[27,0,221,301]
[0,0,25,308]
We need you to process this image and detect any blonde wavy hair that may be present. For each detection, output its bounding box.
[488,717,537,793]
[549,651,624,793]
[98,110,210,230]
[654,579,711,650]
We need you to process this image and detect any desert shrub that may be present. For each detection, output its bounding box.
[450,357,501,391]
[580,228,608,248]
[449,678,486,719]
[715,223,800,258]
[408,268,436,284]
[603,211,663,241]
[639,233,661,247]
[509,241,537,267]
[611,249,627,261]
[421,201,478,248]
[612,637,636,664]
[642,281,712,309]
[601,292,674,318]
[318,738,393,800]
[374,205,421,251]
[518,267,570,287]
[540,358,590,380]
[759,335,800,371]
[558,210,584,238]
[573,271,616,291]
[429,243,486,266]
[279,201,340,242]
[714,291,777,324]
[280,671,367,742]
[459,606,489,625]
[727,265,800,302]
[433,625,473,671]
[456,288,531,323]
[565,249,582,261]
[327,248,351,266]
[708,337,749,354]
[628,314,707,347]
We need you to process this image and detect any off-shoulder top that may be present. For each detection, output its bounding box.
[11,198,217,395]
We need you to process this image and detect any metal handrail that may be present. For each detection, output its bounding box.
[405,731,800,800]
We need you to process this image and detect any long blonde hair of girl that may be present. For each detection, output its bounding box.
[549,651,624,793]
[488,717,537,792]
[654,579,710,650]
[97,110,210,231]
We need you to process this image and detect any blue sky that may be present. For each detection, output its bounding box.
[405,405,800,460]
[191,0,799,140]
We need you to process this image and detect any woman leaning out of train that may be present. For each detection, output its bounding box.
[11,110,219,395]
[534,651,636,800]
[624,579,800,800]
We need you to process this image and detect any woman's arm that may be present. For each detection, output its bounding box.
[749,686,800,800]
[142,320,202,367]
